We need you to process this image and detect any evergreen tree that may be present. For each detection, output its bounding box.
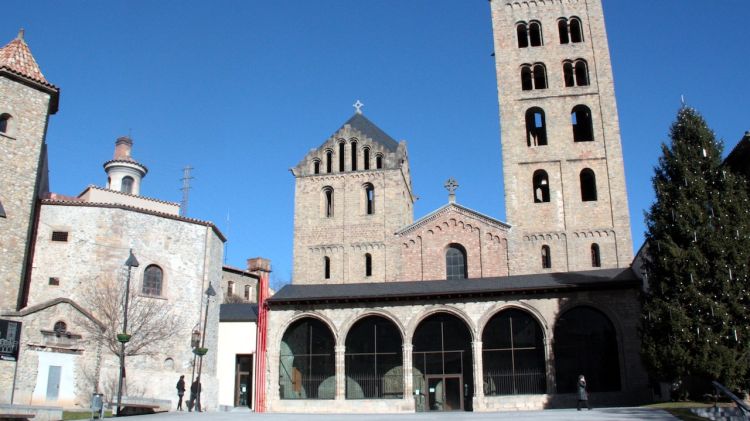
[641,106,750,392]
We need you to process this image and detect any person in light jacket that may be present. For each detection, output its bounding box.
[577,374,591,410]
[176,375,186,411]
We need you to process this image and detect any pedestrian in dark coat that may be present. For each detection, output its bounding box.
[176,375,185,411]
[577,374,591,410]
[189,377,202,412]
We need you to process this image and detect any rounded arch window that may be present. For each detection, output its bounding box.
[324,256,331,279]
[482,308,546,395]
[541,245,551,269]
[280,317,336,399]
[364,253,372,277]
[53,321,67,334]
[375,154,383,169]
[533,170,550,203]
[580,168,597,201]
[0,113,11,134]
[364,183,375,215]
[142,264,163,296]
[362,147,371,170]
[569,17,584,43]
[344,315,403,399]
[554,306,620,392]
[322,186,334,218]
[312,159,321,175]
[571,105,594,142]
[338,141,346,172]
[325,149,333,173]
[445,243,467,280]
[121,176,134,194]
[516,21,529,48]
[525,107,547,147]
[591,243,601,267]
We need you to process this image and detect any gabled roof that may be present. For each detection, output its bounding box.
[329,113,400,152]
[0,30,50,85]
[268,268,639,305]
[2,297,106,331]
[396,202,510,236]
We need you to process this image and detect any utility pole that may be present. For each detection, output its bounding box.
[180,166,193,216]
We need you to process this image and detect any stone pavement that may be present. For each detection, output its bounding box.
[139,407,679,421]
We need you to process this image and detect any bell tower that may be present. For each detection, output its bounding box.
[490,0,633,274]
[0,29,59,310]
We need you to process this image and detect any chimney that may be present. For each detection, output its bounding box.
[247,257,271,274]
[113,136,133,160]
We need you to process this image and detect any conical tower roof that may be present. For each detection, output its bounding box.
[0,29,52,86]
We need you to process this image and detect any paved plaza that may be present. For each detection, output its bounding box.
[135,408,679,421]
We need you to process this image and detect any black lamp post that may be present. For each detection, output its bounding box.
[116,249,139,416]
[194,283,216,411]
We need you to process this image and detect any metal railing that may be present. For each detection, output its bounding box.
[712,381,749,420]
[345,373,403,399]
[483,368,546,395]
[279,374,335,399]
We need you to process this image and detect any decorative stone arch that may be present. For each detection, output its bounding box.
[405,305,477,344]
[477,301,551,340]
[273,311,340,349]
[552,300,627,392]
[337,309,406,348]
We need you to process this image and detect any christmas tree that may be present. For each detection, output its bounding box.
[641,106,750,394]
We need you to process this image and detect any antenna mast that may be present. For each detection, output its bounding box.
[180,166,193,216]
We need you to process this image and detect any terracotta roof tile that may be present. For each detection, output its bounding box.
[0,29,51,86]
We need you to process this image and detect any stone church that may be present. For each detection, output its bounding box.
[265,0,648,413]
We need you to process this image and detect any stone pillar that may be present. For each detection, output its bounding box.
[402,343,413,408]
[472,341,484,410]
[335,345,346,400]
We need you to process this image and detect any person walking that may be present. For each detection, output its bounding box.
[189,376,202,412]
[577,374,591,410]
[176,375,185,411]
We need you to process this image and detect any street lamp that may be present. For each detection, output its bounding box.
[116,249,139,416]
[194,283,216,411]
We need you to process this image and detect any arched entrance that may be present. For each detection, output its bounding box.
[279,317,335,399]
[345,315,403,399]
[482,308,546,395]
[412,312,473,412]
[554,306,621,393]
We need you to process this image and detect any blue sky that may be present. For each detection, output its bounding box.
[3,1,749,287]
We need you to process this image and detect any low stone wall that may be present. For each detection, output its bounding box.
[270,397,414,413]
[0,404,63,421]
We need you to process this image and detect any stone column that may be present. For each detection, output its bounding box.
[472,340,484,410]
[335,345,346,400]
[402,344,413,401]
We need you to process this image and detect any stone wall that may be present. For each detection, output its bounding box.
[490,0,633,275]
[264,287,649,413]
[0,76,52,312]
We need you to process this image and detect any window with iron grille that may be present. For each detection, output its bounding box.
[51,231,69,242]
[142,265,163,296]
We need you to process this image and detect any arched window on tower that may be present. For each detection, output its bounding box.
[313,159,321,174]
[365,253,372,277]
[324,256,331,279]
[558,19,570,44]
[525,108,547,147]
[323,186,334,217]
[364,183,375,215]
[541,245,551,269]
[580,169,597,201]
[0,114,11,134]
[446,243,467,280]
[376,154,383,169]
[516,22,529,48]
[529,21,543,47]
[121,176,134,194]
[351,140,358,171]
[339,141,345,172]
[574,59,589,86]
[571,105,594,142]
[521,65,533,91]
[533,170,550,203]
[591,243,601,267]
[363,147,370,170]
[142,264,163,296]
[533,63,547,89]
[569,17,584,43]
[563,61,575,87]
[326,149,333,173]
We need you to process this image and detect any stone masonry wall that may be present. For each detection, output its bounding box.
[0,76,52,312]
[490,0,633,275]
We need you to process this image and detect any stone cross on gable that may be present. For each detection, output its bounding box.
[353,100,364,114]
[445,177,459,203]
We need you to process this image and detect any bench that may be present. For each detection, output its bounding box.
[0,414,36,421]
[117,403,163,416]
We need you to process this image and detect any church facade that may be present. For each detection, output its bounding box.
[264,0,648,413]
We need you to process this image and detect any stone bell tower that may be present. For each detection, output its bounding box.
[489,0,633,274]
[0,29,59,310]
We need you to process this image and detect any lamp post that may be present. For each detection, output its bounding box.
[194,283,216,412]
[116,249,139,416]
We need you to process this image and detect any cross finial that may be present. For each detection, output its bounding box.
[353,99,364,114]
[16,28,25,41]
[444,177,459,203]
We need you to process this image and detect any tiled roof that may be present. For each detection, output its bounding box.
[268,268,640,305]
[0,30,52,87]
[331,113,400,152]
[396,202,511,236]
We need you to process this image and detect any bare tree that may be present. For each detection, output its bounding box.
[223,293,246,304]
[78,273,180,359]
